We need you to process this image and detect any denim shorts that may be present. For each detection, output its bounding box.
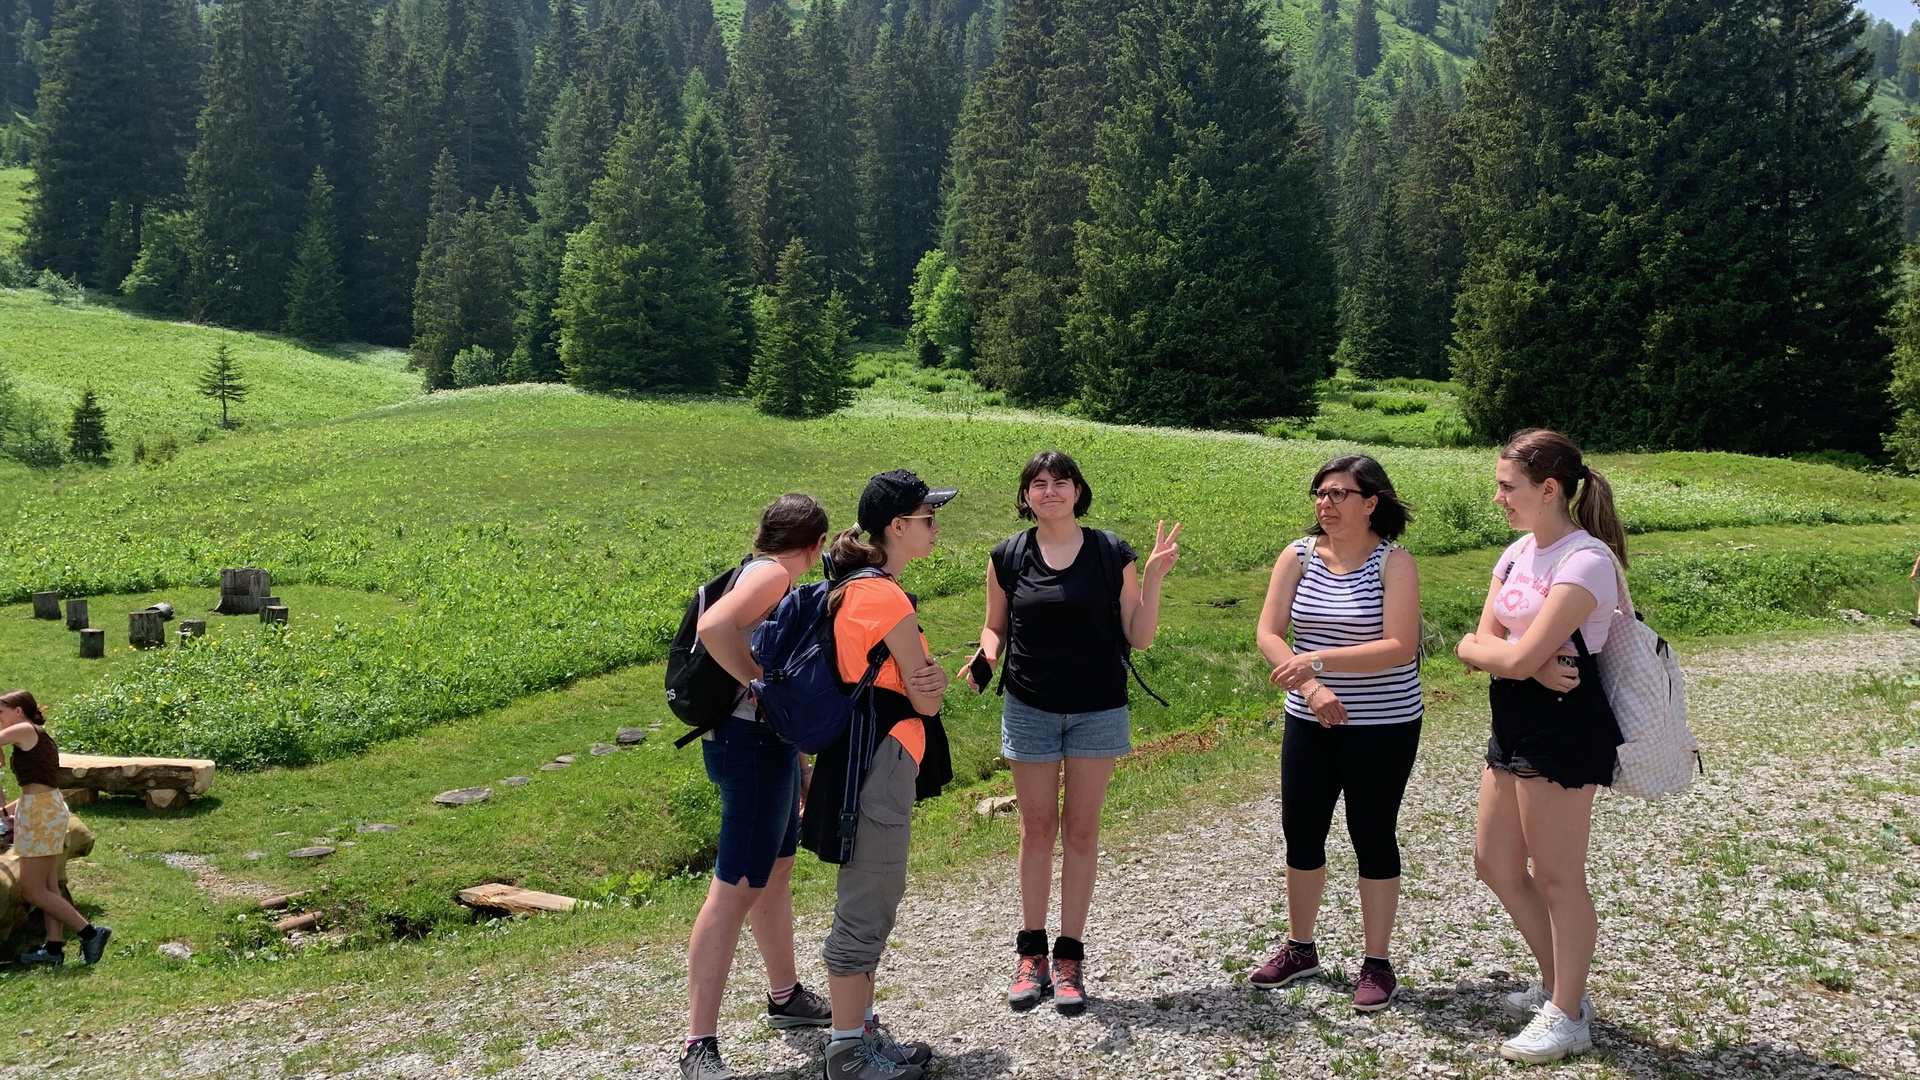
[702,715,801,888]
[1001,695,1131,762]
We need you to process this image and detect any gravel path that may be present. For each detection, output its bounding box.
[50,631,1920,1079]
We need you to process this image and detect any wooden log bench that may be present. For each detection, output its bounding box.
[57,754,215,811]
[0,818,94,944]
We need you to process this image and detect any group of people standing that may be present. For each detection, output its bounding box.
[679,428,1635,1080]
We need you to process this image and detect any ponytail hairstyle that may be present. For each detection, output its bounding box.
[753,493,830,555]
[825,525,892,615]
[1500,428,1627,566]
[0,689,45,726]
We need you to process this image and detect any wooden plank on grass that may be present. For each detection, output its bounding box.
[455,884,577,916]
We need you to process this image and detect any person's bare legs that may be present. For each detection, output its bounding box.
[746,856,800,991]
[1474,768,1558,994]
[828,971,875,1030]
[1513,776,1599,1018]
[1285,864,1327,944]
[1057,756,1117,940]
[1357,875,1400,959]
[1010,760,1063,933]
[687,875,767,1038]
[19,857,85,941]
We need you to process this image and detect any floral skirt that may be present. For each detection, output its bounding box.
[13,790,70,858]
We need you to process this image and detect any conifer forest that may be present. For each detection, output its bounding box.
[5,0,1920,461]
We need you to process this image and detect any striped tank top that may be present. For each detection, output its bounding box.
[1284,539,1423,727]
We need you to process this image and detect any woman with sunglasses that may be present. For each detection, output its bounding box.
[1253,454,1422,1013]
[964,449,1180,1016]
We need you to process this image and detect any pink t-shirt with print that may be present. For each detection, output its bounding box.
[1492,530,1619,652]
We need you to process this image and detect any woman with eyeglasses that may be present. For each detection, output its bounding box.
[1253,454,1422,1013]
[963,449,1181,1016]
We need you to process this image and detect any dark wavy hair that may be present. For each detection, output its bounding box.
[1306,454,1413,541]
[1016,450,1093,520]
[0,689,45,725]
[753,493,829,555]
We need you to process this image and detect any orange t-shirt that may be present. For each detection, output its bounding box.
[833,577,927,764]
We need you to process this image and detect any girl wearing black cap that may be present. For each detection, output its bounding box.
[805,470,956,1080]
[964,450,1181,1016]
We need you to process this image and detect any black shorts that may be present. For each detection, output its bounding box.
[1485,651,1622,790]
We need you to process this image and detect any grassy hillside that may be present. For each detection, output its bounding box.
[0,290,419,452]
[0,167,24,251]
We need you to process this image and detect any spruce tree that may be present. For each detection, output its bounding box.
[411,151,468,387]
[291,0,370,328]
[1403,0,1437,35]
[515,82,596,382]
[748,237,853,416]
[447,0,527,200]
[557,92,736,392]
[725,3,803,284]
[1332,114,1386,297]
[527,0,583,131]
[682,95,755,384]
[120,210,193,315]
[188,0,309,329]
[1352,0,1380,79]
[1343,183,1419,378]
[794,0,861,294]
[1889,249,1920,472]
[65,387,110,462]
[1394,90,1466,380]
[1301,4,1354,146]
[359,14,440,344]
[197,342,249,429]
[859,15,962,322]
[411,185,521,390]
[284,167,347,343]
[1069,0,1335,427]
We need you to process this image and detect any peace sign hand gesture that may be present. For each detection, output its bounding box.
[1143,520,1182,584]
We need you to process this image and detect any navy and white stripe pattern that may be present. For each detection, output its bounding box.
[1284,539,1423,727]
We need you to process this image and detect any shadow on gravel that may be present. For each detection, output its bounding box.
[1084,983,1317,1038]
[1407,980,1877,1079]
[762,1029,1011,1080]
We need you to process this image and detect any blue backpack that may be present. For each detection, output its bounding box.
[750,565,891,755]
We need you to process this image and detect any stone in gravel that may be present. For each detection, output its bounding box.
[433,786,492,806]
[976,795,1018,817]
[502,776,531,785]
[589,744,615,756]
[1839,609,1870,623]
[538,762,570,772]
[157,943,193,962]
[554,754,576,764]
[616,728,647,745]
[356,823,399,834]
[287,846,335,859]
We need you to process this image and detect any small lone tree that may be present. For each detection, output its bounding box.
[747,238,854,417]
[283,167,348,343]
[199,343,250,429]
[66,388,111,463]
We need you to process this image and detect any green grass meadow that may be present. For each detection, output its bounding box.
[0,286,1916,1058]
[0,167,25,251]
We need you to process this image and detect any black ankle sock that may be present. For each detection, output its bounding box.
[78,925,98,941]
[45,940,65,956]
[1053,936,1084,962]
[1016,929,1049,957]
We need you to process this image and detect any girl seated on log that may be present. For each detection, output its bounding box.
[0,690,110,966]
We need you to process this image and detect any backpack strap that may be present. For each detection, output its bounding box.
[832,568,910,865]
[1546,536,1635,620]
[988,530,1034,696]
[1089,528,1169,708]
[1294,535,1318,570]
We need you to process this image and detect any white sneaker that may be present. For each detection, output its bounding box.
[1500,999,1592,1064]
[1500,984,1594,1023]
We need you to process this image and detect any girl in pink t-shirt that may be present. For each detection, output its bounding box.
[1453,429,1629,1067]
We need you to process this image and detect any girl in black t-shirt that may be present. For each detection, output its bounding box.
[962,450,1180,1016]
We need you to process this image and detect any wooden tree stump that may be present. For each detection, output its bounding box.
[78,628,105,659]
[128,609,166,649]
[178,619,206,641]
[31,592,60,620]
[0,818,94,942]
[262,605,289,626]
[213,568,272,615]
[64,598,88,631]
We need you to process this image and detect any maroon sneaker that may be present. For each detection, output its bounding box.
[1008,953,1051,1011]
[1353,956,1397,1012]
[1052,957,1087,1016]
[1249,940,1322,989]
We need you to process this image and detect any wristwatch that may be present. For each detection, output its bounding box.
[1308,653,1324,674]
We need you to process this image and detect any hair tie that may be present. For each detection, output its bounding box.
[1577,465,1591,482]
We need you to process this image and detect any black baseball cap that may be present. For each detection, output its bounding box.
[857,469,958,535]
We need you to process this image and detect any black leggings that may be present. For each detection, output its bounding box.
[1280,714,1422,880]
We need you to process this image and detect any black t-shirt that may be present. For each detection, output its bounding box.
[994,527,1135,714]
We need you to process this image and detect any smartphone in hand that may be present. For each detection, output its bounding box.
[969,650,993,693]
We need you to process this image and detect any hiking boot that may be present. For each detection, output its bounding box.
[15,944,63,968]
[1500,983,1592,1023]
[866,1015,933,1067]
[1008,953,1051,1011]
[1352,956,1397,1012]
[823,1035,923,1080]
[1052,957,1087,1016]
[767,982,833,1029]
[1249,940,1321,989]
[679,1037,733,1080]
[79,925,111,966]
[1499,999,1593,1064]
[1910,616,1920,629]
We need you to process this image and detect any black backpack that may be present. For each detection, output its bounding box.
[992,528,1168,707]
[666,556,774,747]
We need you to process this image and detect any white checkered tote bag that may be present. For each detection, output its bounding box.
[1560,539,1700,798]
